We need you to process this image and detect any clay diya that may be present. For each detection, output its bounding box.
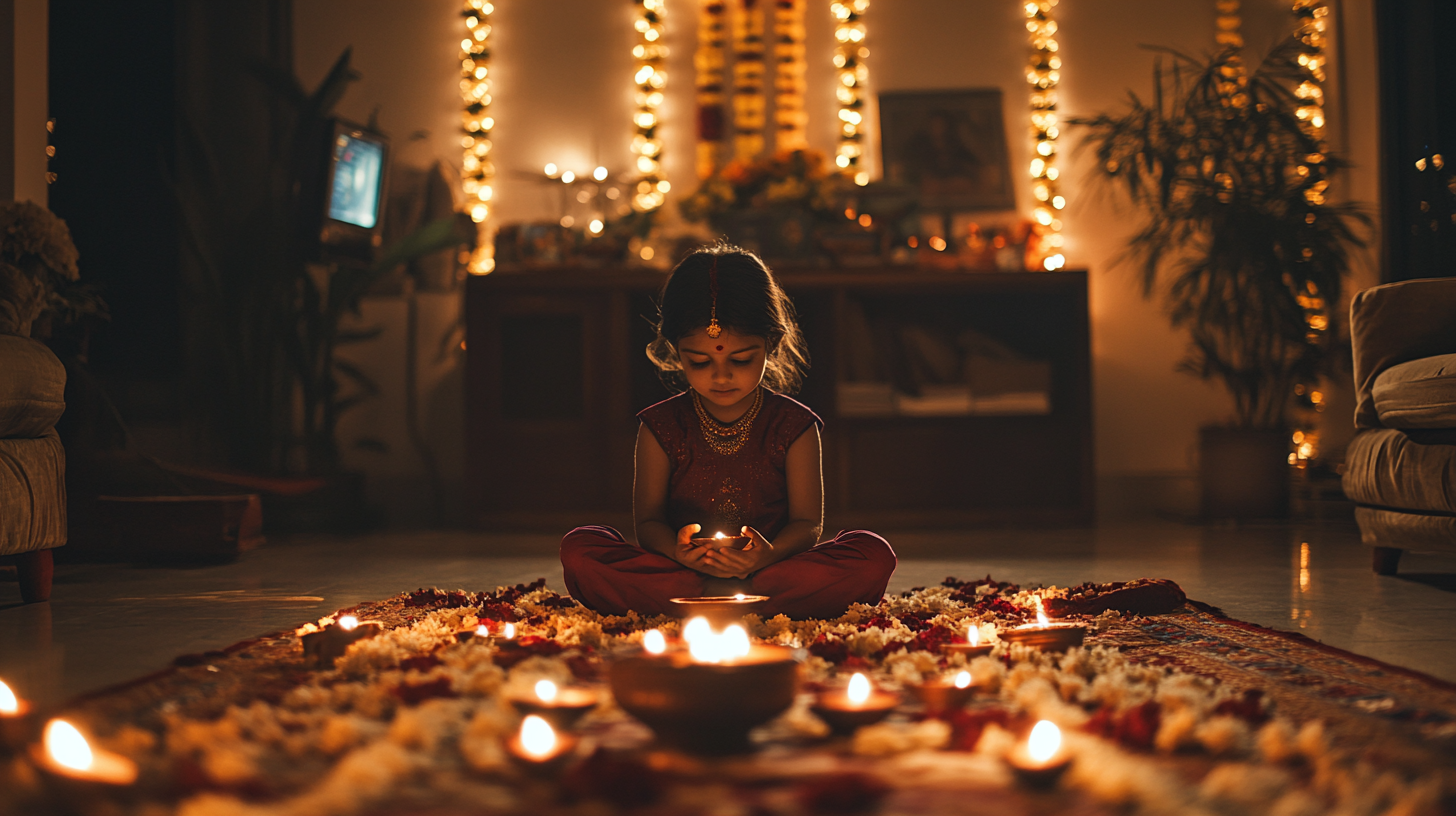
[690,531,751,550]
[0,678,37,754]
[811,673,899,733]
[999,599,1086,653]
[1006,720,1072,789]
[668,594,770,626]
[31,719,138,788]
[610,618,798,754]
[456,621,517,644]
[301,615,384,666]
[506,715,578,774]
[508,679,599,728]
[910,670,977,714]
[941,624,995,659]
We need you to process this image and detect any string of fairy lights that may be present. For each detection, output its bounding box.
[1025,0,1065,271]
[773,0,808,152]
[730,0,768,161]
[459,0,496,275]
[695,1,728,179]
[632,0,670,212]
[830,0,869,186]
[1290,0,1332,464]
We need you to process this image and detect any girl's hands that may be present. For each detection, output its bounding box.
[699,526,775,579]
[673,524,710,570]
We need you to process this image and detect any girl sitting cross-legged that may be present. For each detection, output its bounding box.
[559,244,896,619]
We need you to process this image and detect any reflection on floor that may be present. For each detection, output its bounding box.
[2,519,1454,707]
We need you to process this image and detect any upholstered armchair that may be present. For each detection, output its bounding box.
[0,332,67,603]
[1341,277,1456,574]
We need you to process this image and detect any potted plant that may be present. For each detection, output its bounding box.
[680,149,846,261]
[1074,40,1367,519]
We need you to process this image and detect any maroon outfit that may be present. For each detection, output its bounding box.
[560,390,895,619]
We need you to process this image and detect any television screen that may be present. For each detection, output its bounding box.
[328,133,385,230]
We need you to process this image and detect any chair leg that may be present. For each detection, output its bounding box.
[16,549,53,603]
[1372,546,1403,576]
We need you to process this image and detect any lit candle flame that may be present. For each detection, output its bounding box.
[1034,597,1049,629]
[534,680,558,703]
[475,624,490,637]
[45,719,94,772]
[337,615,359,631]
[0,679,17,715]
[967,626,979,647]
[503,623,516,640]
[1027,720,1061,764]
[642,629,666,655]
[714,531,725,539]
[684,618,751,663]
[954,671,972,689]
[847,673,871,706]
[683,616,711,643]
[519,715,557,758]
[734,593,746,601]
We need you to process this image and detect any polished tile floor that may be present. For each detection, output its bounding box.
[2,519,1454,708]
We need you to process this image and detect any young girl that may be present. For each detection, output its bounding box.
[560,245,895,619]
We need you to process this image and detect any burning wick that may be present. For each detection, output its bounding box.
[714,531,726,539]
[734,593,747,601]
[519,715,556,759]
[503,623,517,640]
[954,670,972,689]
[1034,597,1050,629]
[337,616,359,631]
[1027,720,1061,764]
[534,680,558,704]
[847,673,871,706]
[683,617,751,663]
[642,629,666,655]
[475,624,490,637]
[967,626,980,647]
[45,720,93,772]
[0,680,17,715]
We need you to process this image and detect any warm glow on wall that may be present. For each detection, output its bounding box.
[732,0,768,161]
[831,0,869,185]
[460,0,496,274]
[773,0,808,151]
[1025,0,1064,269]
[632,0,670,212]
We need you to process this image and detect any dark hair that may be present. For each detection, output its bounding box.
[646,243,809,393]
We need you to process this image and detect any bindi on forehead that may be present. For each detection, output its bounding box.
[716,345,724,351]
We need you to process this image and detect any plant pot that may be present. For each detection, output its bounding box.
[1199,426,1291,520]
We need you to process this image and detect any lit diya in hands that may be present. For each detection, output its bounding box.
[31,719,138,787]
[942,624,995,658]
[911,670,977,714]
[508,679,599,728]
[0,678,36,753]
[506,714,578,772]
[690,530,750,550]
[610,617,798,753]
[999,597,1086,652]
[300,615,384,666]
[811,672,899,733]
[1007,720,1072,789]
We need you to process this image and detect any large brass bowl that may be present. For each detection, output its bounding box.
[668,595,771,625]
[610,645,798,753]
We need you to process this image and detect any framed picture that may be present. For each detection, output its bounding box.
[878,89,1016,211]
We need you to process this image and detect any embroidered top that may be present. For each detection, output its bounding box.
[638,389,822,540]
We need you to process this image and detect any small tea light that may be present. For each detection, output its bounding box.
[811,672,899,734]
[669,594,770,625]
[507,714,577,771]
[301,615,384,666]
[31,719,138,787]
[508,679,600,728]
[1000,598,1086,653]
[943,624,995,658]
[1007,720,1072,788]
[456,623,493,643]
[0,678,37,753]
[642,629,667,655]
[911,669,977,714]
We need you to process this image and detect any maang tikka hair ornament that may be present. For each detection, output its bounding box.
[706,258,722,338]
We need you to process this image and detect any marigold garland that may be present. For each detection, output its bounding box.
[830,0,868,185]
[695,0,729,179]
[459,0,496,275]
[632,0,670,212]
[772,0,808,152]
[731,0,768,161]
[1025,0,1065,270]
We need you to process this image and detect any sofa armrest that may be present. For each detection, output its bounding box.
[1350,278,1456,429]
[0,431,67,556]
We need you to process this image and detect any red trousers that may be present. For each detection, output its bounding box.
[560,526,896,620]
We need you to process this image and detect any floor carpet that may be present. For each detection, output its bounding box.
[2,575,1452,815]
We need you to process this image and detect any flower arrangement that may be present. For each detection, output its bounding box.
[679,149,845,223]
[0,201,89,336]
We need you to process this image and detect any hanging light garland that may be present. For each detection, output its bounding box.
[460,0,496,275]
[731,0,768,161]
[772,0,808,151]
[632,0,670,212]
[830,0,868,184]
[696,1,728,179]
[1212,0,1249,106]
[1025,0,1064,270]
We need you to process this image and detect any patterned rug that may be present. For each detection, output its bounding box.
[2,577,1452,816]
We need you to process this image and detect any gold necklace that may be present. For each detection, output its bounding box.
[692,388,763,456]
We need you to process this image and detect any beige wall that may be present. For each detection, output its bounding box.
[294,0,1383,517]
[4,0,49,204]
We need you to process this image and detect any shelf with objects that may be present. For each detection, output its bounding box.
[464,266,1091,530]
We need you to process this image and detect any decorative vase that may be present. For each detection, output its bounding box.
[1199,426,1291,520]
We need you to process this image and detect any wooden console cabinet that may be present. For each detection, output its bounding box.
[465,267,1092,530]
